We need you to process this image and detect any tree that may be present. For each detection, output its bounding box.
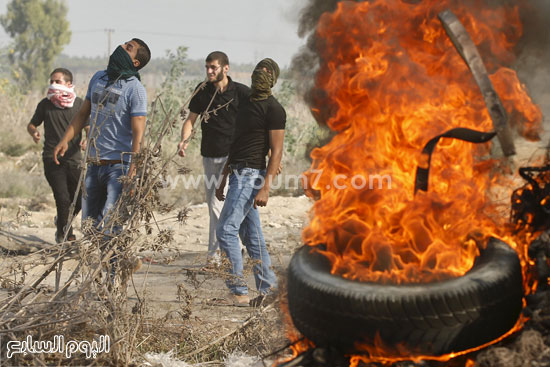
[0,0,71,90]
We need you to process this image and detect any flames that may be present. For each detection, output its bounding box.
[302,0,542,284]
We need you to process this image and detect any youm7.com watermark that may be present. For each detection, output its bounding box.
[160,168,392,191]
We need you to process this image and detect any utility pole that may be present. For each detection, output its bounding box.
[104,28,115,57]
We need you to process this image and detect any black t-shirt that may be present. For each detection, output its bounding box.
[189,77,250,157]
[228,96,286,169]
[30,97,84,164]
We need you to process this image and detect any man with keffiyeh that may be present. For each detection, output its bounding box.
[54,39,150,257]
[215,58,286,307]
[27,68,85,244]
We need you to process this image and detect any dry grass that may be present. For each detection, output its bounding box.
[0,58,324,365]
[0,79,296,366]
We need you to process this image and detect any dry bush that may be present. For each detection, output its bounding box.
[0,87,193,365]
[0,60,316,366]
[0,82,290,366]
[0,86,41,157]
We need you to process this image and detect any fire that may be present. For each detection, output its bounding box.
[349,313,528,365]
[302,0,542,284]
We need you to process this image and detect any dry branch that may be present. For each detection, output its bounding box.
[183,304,275,359]
[0,91,190,365]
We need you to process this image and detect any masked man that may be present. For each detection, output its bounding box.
[54,39,151,241]
[215,58,286,307]
[27,68,85,243]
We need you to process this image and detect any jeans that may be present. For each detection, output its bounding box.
[202,156,227,259]
[82,163,128,233]
[43,159,82,240]
[216,167,277,296]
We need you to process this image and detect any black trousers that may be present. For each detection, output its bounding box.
[43,159,82,238]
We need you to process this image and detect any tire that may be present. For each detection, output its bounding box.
[287,237,523,356]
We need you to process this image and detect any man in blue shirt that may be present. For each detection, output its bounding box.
[53,38,150,237]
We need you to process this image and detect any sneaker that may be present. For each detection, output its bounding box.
[206,294,250,307]
[232,294,250,307]
[55,233,76,243]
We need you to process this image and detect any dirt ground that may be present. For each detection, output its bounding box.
[0,194,311,287]
[0,194,312,365]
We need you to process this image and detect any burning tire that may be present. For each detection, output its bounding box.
[287,238,523,356]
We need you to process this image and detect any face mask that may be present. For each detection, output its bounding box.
[250,68,273,101]
[106,45,141,82]
[47,83,76,109]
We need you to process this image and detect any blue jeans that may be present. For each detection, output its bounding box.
[216,167,277,296]
[82,163,128,233]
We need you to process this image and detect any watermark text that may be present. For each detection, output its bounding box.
[7,335,110,359]
[160,169,392,191]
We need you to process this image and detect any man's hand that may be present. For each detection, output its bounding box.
[125,165,137,197]
[27,123,41,144]
[80,139,87,151]
[277,162,283,175]
[216,179,227,201]
[254,186,269,208]
[128,164,137,180]
[53,142,68,165]
[177,140,188,157]
[31,130,41,144]
[179,113,198,157]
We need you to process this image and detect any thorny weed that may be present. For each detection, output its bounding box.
[0,80,288,366]
[0,80,191,364]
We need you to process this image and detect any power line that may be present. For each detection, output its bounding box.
[71,29,105,34]
[72,28,298,46]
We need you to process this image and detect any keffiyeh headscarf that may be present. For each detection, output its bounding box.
[250,58,280,101]
[47,83,76,109]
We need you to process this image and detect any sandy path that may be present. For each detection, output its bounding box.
[0,195,312,309]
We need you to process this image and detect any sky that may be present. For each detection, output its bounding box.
[0,0,308,67]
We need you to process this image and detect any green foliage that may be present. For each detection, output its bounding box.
[151,46,201,142]
[2,142,27,157]
[161,46,191,98]
[0,171,49,198]
[0,0,71,91]
[150,46,204,205]
[55,54,106,75]
[0,76,42,158]
[276,79,332,163]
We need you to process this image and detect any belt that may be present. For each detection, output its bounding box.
[228,162,249,171]
[89,159,126,166]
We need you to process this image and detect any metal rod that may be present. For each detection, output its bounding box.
[438,9,516,157]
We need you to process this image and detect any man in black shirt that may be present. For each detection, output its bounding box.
[215,58,285,306]
[27,68,85,243]
[178,51,250,265]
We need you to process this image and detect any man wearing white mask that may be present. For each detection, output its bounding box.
[27,68,85,243]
